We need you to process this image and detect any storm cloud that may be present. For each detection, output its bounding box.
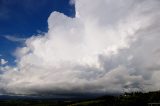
[0,0,160,96]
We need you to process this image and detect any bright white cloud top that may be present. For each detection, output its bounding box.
[0,0,160,96]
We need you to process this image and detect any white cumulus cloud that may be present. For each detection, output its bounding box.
[0,0,160,96]
[0,59,8,65]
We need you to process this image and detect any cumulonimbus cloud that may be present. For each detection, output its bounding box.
[0,0,160,96]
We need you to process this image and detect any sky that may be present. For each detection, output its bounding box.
[0,0,75,65]
[0,0,160,97]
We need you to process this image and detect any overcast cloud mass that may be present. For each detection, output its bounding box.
[0,0,160,96]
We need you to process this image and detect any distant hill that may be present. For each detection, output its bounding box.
[0,91,160,106]
[69,91,160,106]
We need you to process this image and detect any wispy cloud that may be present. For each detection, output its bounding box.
[4,35,26,42]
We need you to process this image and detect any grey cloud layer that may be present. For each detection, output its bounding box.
[0,0,160,95]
